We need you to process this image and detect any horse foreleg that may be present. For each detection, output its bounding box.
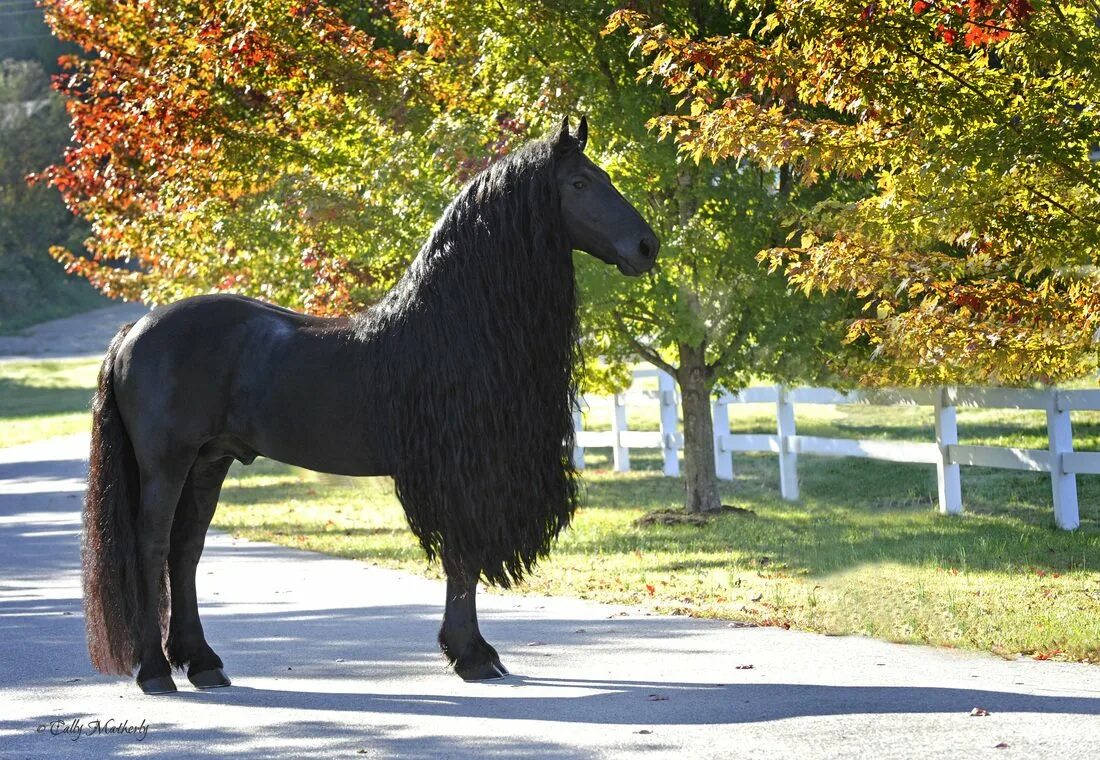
[166,456,233,689]
[135,468,188,694]
[438,570,509,681]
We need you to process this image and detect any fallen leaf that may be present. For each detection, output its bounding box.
[970,707,991,717]
[526,641,547,647]
[994,742,1009,749]
[736,664,754,670]
[645,584,656,596]
[635,729,653,735]
[647,694,669,701]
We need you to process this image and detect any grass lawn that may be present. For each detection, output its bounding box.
[2,357,1098,661]
[0,358,101,447]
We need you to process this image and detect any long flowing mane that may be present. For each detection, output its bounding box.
[353,134,582,587]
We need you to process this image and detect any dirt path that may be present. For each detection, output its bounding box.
[0,302,148,362]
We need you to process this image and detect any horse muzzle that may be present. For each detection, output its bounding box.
[614,234,660,276]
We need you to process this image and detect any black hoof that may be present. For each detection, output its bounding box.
[137,675,178,695]
[456,659,508,681]
[188,668,232,689]
[492,658,509,676]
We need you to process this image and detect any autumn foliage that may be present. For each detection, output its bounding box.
[39,0,415,313]
[610,0,1100,385]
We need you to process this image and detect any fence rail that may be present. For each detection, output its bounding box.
[572,368,1099,531]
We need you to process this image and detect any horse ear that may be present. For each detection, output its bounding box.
[556,116,570,147]
[576,115,588,152]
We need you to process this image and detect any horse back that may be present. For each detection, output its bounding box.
[112,294,396,476]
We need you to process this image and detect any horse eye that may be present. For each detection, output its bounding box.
[572,180,586,190]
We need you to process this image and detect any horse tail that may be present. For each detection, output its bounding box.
[82,322,144,676]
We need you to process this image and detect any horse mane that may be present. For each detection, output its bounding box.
[354,133,582,587]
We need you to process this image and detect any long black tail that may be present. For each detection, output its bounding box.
[82,322,145,675]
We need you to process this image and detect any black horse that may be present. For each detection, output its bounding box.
[82,117,659,694]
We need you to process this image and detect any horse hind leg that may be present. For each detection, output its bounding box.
[438,569,509,681]
[165,455,233,689]
[134,462,192,695]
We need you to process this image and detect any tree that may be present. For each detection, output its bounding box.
[39,0,440,312]
[42,1,847,513]
[610,1,1100,386]
[0,59,98,330]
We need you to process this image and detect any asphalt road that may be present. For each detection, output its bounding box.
[0,435,1098,759]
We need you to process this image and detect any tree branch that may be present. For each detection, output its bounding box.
[1024,183,1100,227]
[615,309,662,328]
[612,311,678,376]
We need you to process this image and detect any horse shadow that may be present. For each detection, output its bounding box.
[176,671,1100,726]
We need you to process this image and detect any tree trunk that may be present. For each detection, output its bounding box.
[677,342,722,513]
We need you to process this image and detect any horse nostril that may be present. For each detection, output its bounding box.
[639,237,658,260]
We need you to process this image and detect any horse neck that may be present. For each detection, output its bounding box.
[443,240,574,349]
[358,233,575,354]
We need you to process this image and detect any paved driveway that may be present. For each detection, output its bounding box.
[0,435,1098,759]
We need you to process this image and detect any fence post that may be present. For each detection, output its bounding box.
[712,395,733,480]
[776,385,799,500]
[572,408,585,471]
[612,392,630,472]
[1047,392,1080,530]
[934,387,963,515]
[658,371,680,477]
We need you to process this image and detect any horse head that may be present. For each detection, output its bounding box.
[553,116,660,276]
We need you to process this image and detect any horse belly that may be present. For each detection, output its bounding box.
[239,366,396,478]
[250,423,393,477]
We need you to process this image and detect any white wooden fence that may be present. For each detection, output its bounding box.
[573,369,1100,531]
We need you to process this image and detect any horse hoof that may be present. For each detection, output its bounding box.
[492,658,510,676]
[456,660,508,681]
[137,675,177,695]
[189,668,232,689]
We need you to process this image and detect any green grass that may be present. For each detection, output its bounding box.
[2,357,1098,661]
[0,358,100,447]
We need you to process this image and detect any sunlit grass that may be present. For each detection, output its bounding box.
[0,358,100,447]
